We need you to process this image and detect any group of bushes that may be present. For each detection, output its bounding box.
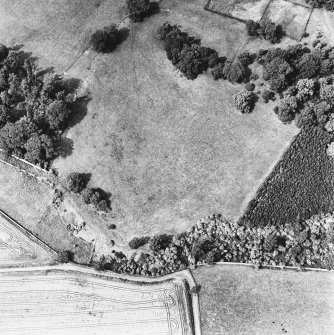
[90,24,122,53]
[128,234,172,251]
[95,212,334,276]
[274,76,334,127]
[66,172,111,212]
[157,23,251,82]
[240,126,334,227]
[257,44,334,93]
[90,0,158,53]
[246,19,283,44]
[0,46,78,167]
[127,0,153,22]
[232,90,256,113]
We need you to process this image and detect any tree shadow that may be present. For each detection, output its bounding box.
[63,77,81,94]
[57,137,73,159]
[10,45,55,76]
[92,187,112,207]
[9,46,39,67]
[80,172,92,188]
[118,28,130,45]
[139,236,150,245]
[67,95,91,129]
[148,2,160,17]
[37,66,55,77]
[250,53,257,64]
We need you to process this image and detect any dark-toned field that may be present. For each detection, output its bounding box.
[240,127,334,227]
[0,0,297,247]
[193,264,334,335]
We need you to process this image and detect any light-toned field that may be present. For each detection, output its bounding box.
[0,264,198,335]
[0,162,93,263]
[206,0,271,21]
[263,0,312,40]
[0,0,298,247]
[192,264,334,335]
[0,213,55,268]
[0,0,107,72]
[306,8,334,45]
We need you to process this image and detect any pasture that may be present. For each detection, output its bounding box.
[193,264,334,335]
[0,0,298,247]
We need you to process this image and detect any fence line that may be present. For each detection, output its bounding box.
[0,209,58,255]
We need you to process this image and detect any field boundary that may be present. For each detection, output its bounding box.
[287,0,312,9]
[237,130,301,225]
[301,5,315,41]
[262,0,314,41]
[260,0,273,20]
[203,0,246,23]
[198,260,334,272]
[204,0,313,42]
[0,209,58,256]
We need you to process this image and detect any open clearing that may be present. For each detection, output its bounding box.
[0,0,297,246]
[0,264,198,335]
[193,264,334,335]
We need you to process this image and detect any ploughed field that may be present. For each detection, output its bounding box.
[0,0,297,244]
[0,265,196,335]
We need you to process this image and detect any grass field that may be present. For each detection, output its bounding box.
[263,0,312,40]
[0,0,298,248]
[52,0,297,243]
[0,162,92,263]
[193,265,334,335]
[0,0,117,72]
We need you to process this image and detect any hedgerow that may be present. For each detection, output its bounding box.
[157,22,251,82]
[240,126,334,227]
[95,213,334,276]
[306,0,334,10]
[246,19,283,44]
[257,45,334,93]
[66,173,111,213]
